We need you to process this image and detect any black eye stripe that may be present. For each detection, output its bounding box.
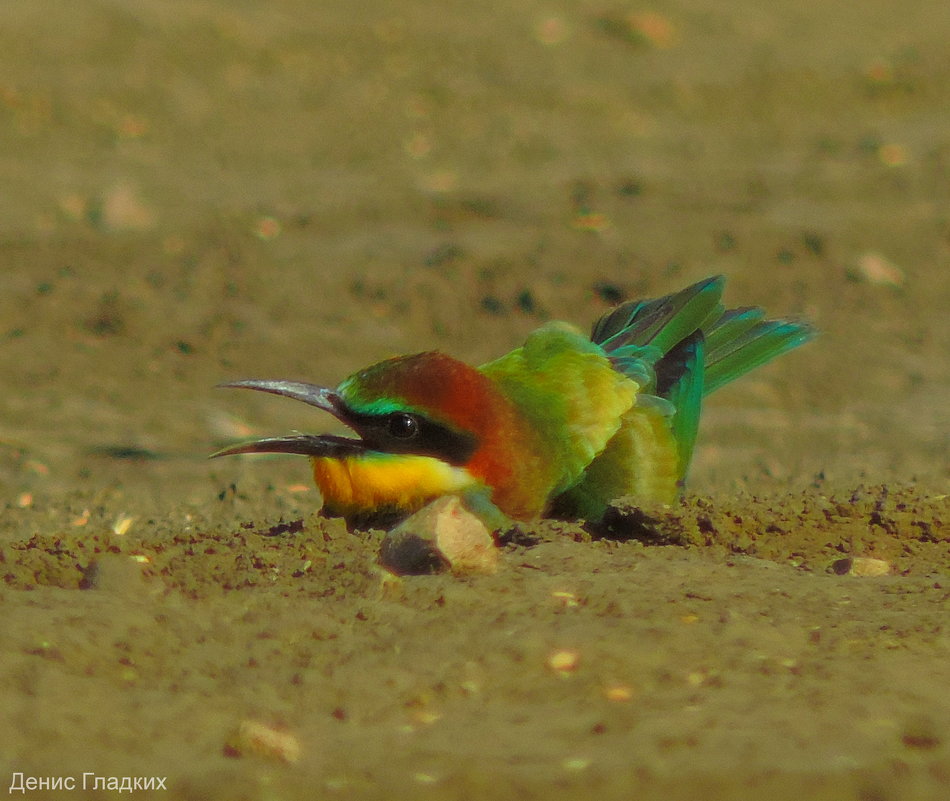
[347,411,478,466]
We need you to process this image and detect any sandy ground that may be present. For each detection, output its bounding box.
[1,1,949,799]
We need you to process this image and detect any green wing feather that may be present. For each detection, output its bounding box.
[595,274,725,360]
[480,322,639,502]
[592,275,724,476]
[654,330,705,477]
[588,275,815,487]
[703,314,815,394]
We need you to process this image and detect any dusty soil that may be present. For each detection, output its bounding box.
[1,1,948,799]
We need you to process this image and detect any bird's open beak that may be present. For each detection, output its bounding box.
[210,379,368,458]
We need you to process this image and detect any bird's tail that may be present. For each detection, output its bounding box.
[593,275,815,475]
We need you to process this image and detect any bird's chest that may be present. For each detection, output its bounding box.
[310,454,476,517]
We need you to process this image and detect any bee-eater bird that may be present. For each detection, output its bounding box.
[213,275,814,527]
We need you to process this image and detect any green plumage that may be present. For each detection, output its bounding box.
[479,322,639,502]
[551,275,815,519]
[594,275,814,475]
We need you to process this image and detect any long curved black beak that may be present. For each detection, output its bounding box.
[211,380,366,459]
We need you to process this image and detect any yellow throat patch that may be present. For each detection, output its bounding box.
[310,453,477,518]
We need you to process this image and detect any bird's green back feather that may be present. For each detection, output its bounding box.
[480,322,639,501]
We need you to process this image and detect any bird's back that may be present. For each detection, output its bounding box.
[478,322,641,516]
[484,276,814,520]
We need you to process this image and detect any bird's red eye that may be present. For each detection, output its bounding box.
[387,413,419,439]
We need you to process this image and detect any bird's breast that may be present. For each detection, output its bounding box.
[310,453,478,517]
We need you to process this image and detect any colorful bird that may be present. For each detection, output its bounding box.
[213,276,814,527]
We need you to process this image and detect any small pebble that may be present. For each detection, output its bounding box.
[831,556,891,577]
[852,252,905,287]
[604,684,634,702]
[227,720,300,763]
[112,514,135,536]
[547,649,581,674]
[551,590,579,608]
[562,757,591,771]
[380,496,498,576]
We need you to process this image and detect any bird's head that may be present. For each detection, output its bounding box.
[213,352,517,520]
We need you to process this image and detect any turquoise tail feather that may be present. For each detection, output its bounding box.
[703,311,815,395]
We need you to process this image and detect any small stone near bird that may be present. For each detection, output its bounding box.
[831,556,891,576]
[379,495,499,576]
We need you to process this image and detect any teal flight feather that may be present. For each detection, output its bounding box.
[558,275,815,517]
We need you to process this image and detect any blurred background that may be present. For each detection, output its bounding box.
[2,0,948,511]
